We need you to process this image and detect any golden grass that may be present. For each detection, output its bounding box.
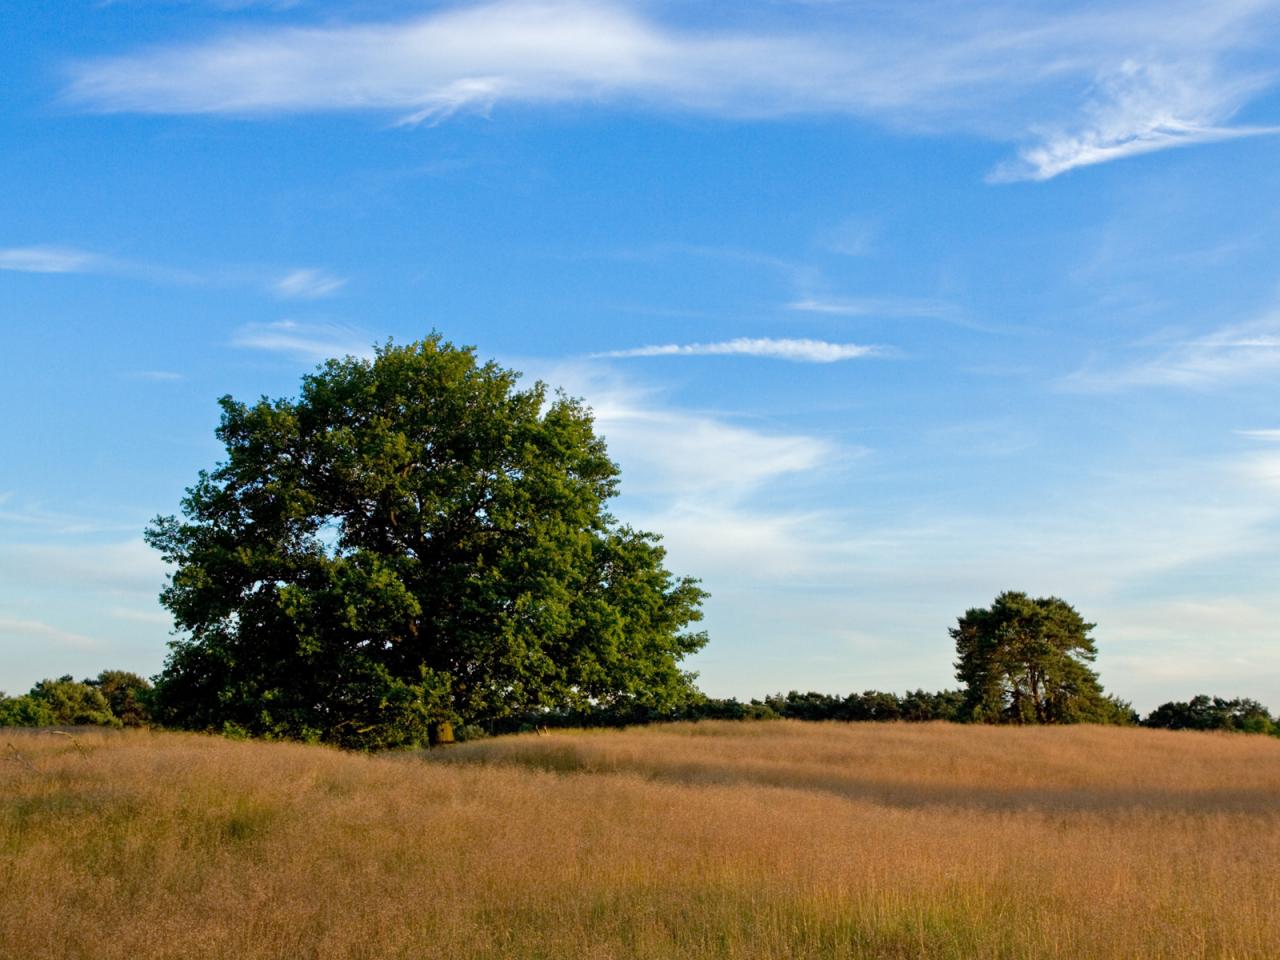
[3,722,1279,959]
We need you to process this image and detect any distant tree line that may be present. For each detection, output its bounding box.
[1140,695,1278,736]
[0,672,152,729]
[4,671,1279,741]
[484,688,968,735]
[483,688,1280,738]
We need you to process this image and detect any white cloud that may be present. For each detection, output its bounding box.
[0,244,202,284]
[995,121,1280,183]
[274,267,347,300]
[231,319,375,361]
[62,0,1280,179]
[129,370,185,381]
[594,337,878,363]
[991,58,1280,182]
[591,400,836,500]
[0,500,143,536]
[634,503,840,582]
[0,245,100,273]
[1063,313,1280,391]
[788,296,954,319]
[108,606,173,625]
[0,616,100,652]
[1,243,351,301]
[0,540,168,594]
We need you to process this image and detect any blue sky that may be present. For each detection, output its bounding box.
[4,0,1280,711]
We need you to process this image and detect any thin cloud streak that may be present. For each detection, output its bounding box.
[0,616,100,652]
[62,0,1280,179]
[0,540,168,594]
[0,244,203,284]
[1062,313,1280,391]
[0,245,101,273]
[788,296,955,319]
[231,319,375,361]
[788,295,1009,334]
[274,267,347,300]
[1,241,348,300]
[108,607,172,626]
[594,337,879,363]
[995,122,1280,183]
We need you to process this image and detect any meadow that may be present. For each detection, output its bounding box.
[3,721,1279,959]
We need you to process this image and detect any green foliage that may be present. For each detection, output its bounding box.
[87,670,153,727]
[952,591,1117,724]
[1095,694,1140,726]
[146,334,708,749]
[758,689,964,723]
[1143,695,1277,735]
[0,693,57,727]
[494,688,966,731]
[1,672,156,729]
[27,676,119,727]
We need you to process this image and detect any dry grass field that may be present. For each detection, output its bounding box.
[3,721,1279,959]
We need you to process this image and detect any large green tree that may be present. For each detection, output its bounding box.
[951,591,1125,724]
[146,335,708,748]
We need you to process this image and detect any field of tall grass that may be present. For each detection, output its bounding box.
[3,721,1279,959]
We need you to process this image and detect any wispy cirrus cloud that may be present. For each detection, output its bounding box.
[62,0,1280,180]
[0,616,99,651]
[1063,313,1280,391]
[231,319,375,361]
[0,540,168,593]
[1,241,349,301]
[0,243,204,283]
[991,58,1280,182]
[108,606,173,626]
[788,296,955,319]
[274,267,347,300]
[0,245,102,273]
[997,120,1280,183]
[594,337,879,363]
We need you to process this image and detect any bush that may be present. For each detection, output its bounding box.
[0,694,57,728]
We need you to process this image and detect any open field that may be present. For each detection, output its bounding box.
[3,722,1280,959]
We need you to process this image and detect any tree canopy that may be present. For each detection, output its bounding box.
[145,335,708,748]
[1143,695,1277,735]
[951,591,1128,724]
